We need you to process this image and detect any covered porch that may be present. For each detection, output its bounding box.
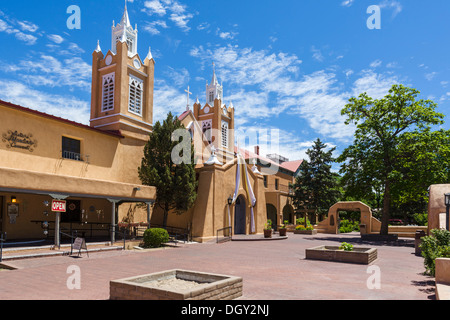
[0,166,156,247]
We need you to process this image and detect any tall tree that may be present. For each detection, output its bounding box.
[338,84,446,235]
[291,138,341,221]
[138,112,198,228]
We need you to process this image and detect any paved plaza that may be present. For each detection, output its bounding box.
[0,233,435,300]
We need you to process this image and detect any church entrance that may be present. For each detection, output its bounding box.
[266,204,278,231]
[234,195,246,235]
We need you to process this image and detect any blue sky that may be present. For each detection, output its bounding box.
[0,0,449,164]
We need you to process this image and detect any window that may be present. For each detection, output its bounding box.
[129,75,143,115]
[209,91,214,103]
[126,37,134,54]
[275,179,279,191]
[264,176,268,188]
[62,136,82,161]
[221,120,228,148]
[202,120,212,144]
[101,72,115,112]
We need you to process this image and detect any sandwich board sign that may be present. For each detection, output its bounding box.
[52,200,67,213]
[72,237,89,257]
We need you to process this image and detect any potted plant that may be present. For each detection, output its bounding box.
[264,219,273,238]
[279,220,288,237]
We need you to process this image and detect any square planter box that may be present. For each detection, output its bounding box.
[294,229,318,235]
[305,246,377,265]
[110,269,243,300]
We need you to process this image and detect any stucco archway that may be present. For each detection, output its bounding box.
[266,204,278,231]
[316,201,381,235]
[282,204,295,225]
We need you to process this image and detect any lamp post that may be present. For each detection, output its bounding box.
[445,193,450,231]
[227,196,233,237]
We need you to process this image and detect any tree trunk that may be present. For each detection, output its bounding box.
[380,180,391,235]
[163,203,169,229]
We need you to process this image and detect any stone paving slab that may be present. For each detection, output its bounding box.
[0,233,436,300]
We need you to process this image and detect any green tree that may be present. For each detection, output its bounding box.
[338,84,447,235]
[291,138,341,221]
[138,112,198,228]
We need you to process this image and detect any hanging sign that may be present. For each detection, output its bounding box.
[52,200,67,213]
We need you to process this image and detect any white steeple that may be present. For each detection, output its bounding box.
[111,3,138,57]
[206,62,223,105]
[95,40,102,53]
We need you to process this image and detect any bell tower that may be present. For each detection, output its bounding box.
[193,65,235,156]
[90,4,155,141]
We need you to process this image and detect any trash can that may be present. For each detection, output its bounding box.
[415,230,426,256]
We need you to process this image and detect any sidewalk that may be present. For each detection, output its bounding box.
[0,233,435,300]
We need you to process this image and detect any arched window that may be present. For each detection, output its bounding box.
[101,72,115,112]
[221,120,228,148]
[202,120,212,144]
[129,75,143,115]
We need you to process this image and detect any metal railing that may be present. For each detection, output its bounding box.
[216,227,232,244]
[0,232,6,263]
[62,150,83,161]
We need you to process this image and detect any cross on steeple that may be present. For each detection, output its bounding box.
[185,86,192,111]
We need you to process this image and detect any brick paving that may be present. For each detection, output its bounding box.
[0,233,435,300]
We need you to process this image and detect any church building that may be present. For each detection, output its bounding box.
[0,5,303,245]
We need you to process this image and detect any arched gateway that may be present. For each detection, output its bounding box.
[316,201,381,235]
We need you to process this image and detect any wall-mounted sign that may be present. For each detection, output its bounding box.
[2,130,37,152]
[52,200,67,213]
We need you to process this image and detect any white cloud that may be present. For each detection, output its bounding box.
[47,34,64,44]
[143,20,168,35]
[17,21,38,33]
[153,79,186,122]
[1,54,91,90]
[341,0,355,7]
[379,0,403,18]
[370,59,382,68]
[190,45,401,142]
[425,72,437,81]
[311,46,324,62]
[142,0,195,33]
[0,79,90,124]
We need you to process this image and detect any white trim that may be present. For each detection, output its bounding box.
[90,113,152,127]
[128,65,148,77]
[98,63,117,72]
[94,121,152,133]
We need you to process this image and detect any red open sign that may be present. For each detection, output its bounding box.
[52,200,67,213]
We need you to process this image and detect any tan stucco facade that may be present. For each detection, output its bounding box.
[428,184,450,233]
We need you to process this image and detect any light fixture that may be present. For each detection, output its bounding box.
[11,196,17,203]
[227,196,233,206]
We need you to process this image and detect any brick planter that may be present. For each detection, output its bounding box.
[110,270,243,300]
[305,246,377,265]
[294,229,318,235]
